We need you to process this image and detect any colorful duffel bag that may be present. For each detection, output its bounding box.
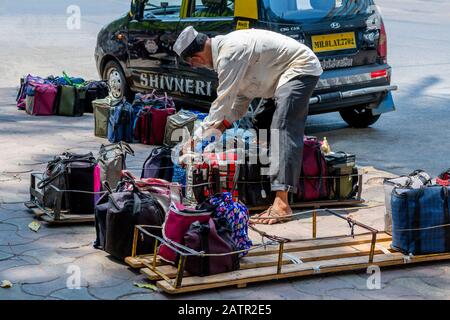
[205,192,252,257]
[391,185,450,255]
[25,82,58,116]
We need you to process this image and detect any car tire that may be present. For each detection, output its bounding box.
[339,106,381,128]
[103,60,133,101]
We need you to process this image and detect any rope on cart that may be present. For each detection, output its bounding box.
[137,225,279,257]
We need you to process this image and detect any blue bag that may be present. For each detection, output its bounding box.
[391,185,450,255]
[107,100,133,143]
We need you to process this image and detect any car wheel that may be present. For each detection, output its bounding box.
[103,60,132,101]
[339,106,381,128]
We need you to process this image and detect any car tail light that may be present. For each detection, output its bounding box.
[371,69,387,79]
[377,21,387,63]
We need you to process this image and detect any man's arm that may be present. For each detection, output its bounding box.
[194,44,251,141]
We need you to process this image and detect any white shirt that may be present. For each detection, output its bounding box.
[196,29,323,137]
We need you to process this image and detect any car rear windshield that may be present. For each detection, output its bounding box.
[263,0,374,23]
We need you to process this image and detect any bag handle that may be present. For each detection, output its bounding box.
[169,183,183,208]
[119,141,135,156]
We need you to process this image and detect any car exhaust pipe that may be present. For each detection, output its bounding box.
[309,85,398,105]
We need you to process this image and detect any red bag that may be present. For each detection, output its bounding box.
[134,107,149,144]
[158,185,213,264]
[192,152,239,203]
[437,169,450,187]
[296,136,330,202]
[26,82,57,115]
[134,106,176,145]
[148,107,176,145]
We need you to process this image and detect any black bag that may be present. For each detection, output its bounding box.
[65,159,97,215]
[94,192,109,250]
[83,81,109,113]
[237,146,273,207]
[38,152,97,213]
[183,218,240,277]
[105,181,165,260]
[141,146,174,181]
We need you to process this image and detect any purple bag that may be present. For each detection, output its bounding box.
[183,218,240,277]
[17,75,47,110]
[25,83,58,116]
[141,146,174,181]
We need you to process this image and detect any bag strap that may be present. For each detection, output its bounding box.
[119,142,135,156]
[412,188,424,254]
[201,222,210,276]
[62,71,74,86]
[443,187,450,252]
[133,192,142,215]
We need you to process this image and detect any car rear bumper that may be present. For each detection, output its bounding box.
[309,64,395,114]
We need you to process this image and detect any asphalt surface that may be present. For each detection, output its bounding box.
[1,0,449,176]
[1,0,450,301]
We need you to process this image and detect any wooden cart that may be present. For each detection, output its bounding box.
[126,209,450,295]
[24,172,98,225]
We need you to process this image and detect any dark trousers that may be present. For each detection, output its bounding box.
[270,75,320,193]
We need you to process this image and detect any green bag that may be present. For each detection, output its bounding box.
[325,152,358,200]
[93,96,118,138]
[55,85,85,116]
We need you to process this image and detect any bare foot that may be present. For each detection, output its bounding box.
[250,206,293,225]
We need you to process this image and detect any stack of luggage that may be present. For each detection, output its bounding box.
[17,73,109,116]
[93,91,202,148]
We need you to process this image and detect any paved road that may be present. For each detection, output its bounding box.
[1,0,449,176]
[1,0,450,300]
[309,0,450,177]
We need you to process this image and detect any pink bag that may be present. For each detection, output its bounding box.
[94,164,102,206]
[26,82,57,115]
[158,184,213,264]
[17,75,46,110]
[296,136,330,201]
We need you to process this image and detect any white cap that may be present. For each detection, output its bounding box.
[173,26,198,57]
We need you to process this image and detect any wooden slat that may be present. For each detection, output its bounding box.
[157,251,450,294]
[125,233,390,270]
[248,233,391,257]
[141,240,393,281]
[125,255,164,269]
[141,265,189,281]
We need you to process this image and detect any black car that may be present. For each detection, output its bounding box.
[95,0,397,127]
